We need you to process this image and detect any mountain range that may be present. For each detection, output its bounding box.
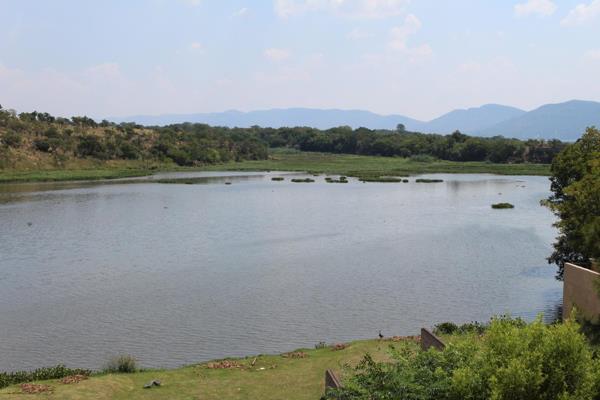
[111,99,600,141]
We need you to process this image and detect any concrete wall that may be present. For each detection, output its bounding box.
[420,328,445,351]
[563,262,600,322]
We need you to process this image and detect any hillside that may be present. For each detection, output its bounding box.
[111,108,421,131]
[477,100,600,140]
[111,100,600,141]
[421,104,526,134]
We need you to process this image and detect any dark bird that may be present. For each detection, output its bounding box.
[378,330,384,339]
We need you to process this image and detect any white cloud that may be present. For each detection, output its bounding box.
[389,14,421,50]
[388,14,432,62]
[233,7,248,17]
[561,0,600,26]
[264,48,291,62]
[274,0,409,19]
[514,0,557,17]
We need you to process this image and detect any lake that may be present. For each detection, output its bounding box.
[0,172,561,371]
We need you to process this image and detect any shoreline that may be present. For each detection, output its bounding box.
[0,151,551,184]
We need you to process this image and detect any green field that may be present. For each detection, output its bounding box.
[207,150,551,177]
[0,338,408,400]
[0,150,551,184]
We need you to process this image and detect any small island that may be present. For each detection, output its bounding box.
[492,202,515,209]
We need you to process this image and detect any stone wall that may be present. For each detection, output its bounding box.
[563,262,600,322]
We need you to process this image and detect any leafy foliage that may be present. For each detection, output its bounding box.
[326,318,600,400]
[104,355,138,374]
[545,127,600,278]
[0,107,566,171]
[0,365,91,389]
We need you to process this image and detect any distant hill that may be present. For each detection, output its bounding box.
[112,108,421,131]
[476,100,600,141]
[420,104,526,134]
[111,100,600,141]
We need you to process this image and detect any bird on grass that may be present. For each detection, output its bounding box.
[378,330,384,339]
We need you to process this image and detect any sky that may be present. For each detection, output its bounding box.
[1,0,599,121]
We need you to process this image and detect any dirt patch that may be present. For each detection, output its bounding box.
[20,383,53,394]
[282,352,308,359]
[331,343,347,351]
[60,374,89,384]
[206,360,242,369]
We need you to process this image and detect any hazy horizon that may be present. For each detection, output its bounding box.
[1,0,600,120]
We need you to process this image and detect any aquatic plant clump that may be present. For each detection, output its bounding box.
[492,202,515,209]
[291,178,315,183]
[271,177,285,181]
[415,178,444,183]
[325,176,349,183]
[359,176,403,183]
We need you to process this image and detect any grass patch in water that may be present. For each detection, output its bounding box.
[325,176,348,183]
[491,202,515,209]
[291,178,315,183]
[415,178,444,183]
[359,176,403,183]
[271,177,285,181]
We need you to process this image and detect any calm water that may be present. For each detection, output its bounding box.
[0,172,561,371]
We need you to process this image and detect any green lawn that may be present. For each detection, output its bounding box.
[0,150,551,184]
[0,339,410,400]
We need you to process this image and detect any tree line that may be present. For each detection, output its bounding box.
[0,106,568,168]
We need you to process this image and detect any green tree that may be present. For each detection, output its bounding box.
[545,127,600,278]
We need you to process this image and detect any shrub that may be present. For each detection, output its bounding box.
[434,322,459,335]
[34,139,51,152]
[2,130,22,148]
[104,355,137,373]
[0,365,91,389]
[327,318,600,400]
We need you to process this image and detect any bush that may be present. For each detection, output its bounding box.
[327,318,600,400]
[2,130,22,148]
[0,365,91,389]
[34,139,51,152]
[104,355,137,373]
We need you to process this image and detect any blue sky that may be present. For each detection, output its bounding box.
[1,0,599,120]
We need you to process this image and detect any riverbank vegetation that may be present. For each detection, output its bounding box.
[544,127,600,279]
[1,106,563,182]
[0,339,394,400]
[3,318,600,400]
[206,150,552,177]
[326,317,600,400]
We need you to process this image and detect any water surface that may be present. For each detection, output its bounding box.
[0,172,561,371]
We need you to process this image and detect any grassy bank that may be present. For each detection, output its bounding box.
[0,150,551,184]
[0,338,405,400]
[202,149,551,177]
[0,160,175,183]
